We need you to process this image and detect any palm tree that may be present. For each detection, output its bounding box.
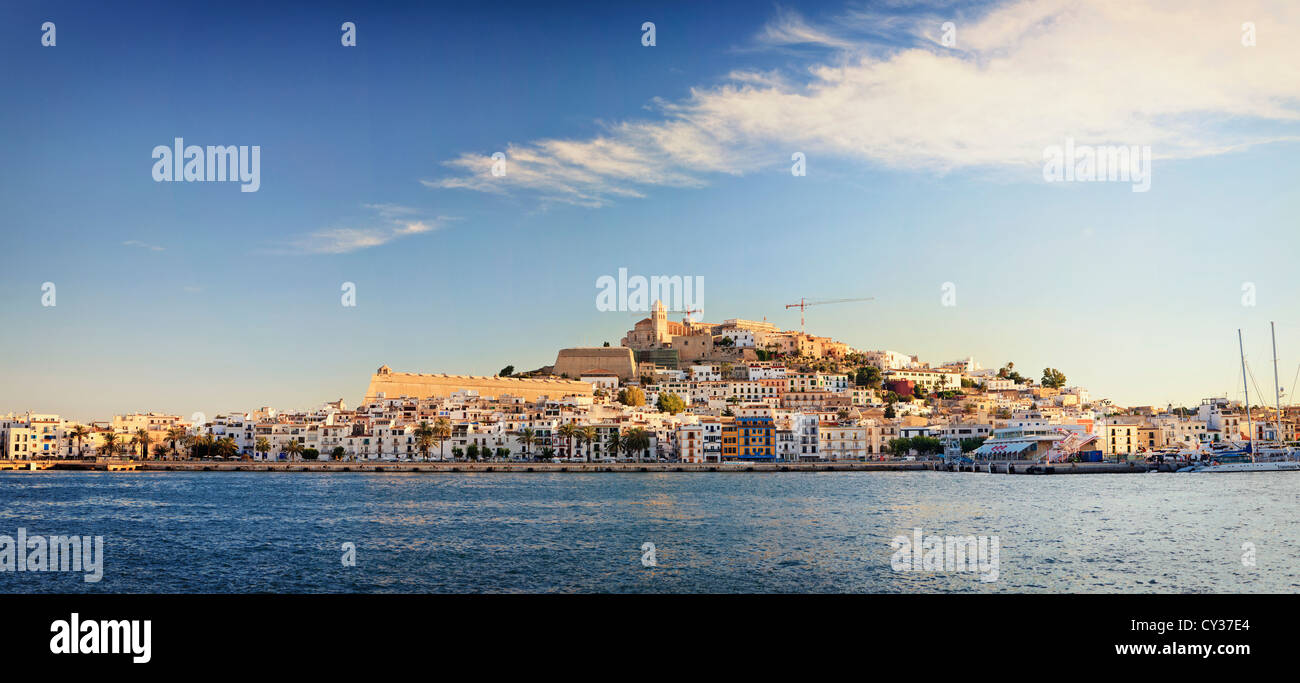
[605,429,625,463]
[415,421,434,461]
[283,440,304,461]
[556,423,577,461]
[433,417,451,461]
[165,426,186,460]
[216,437,238,459]
[579,425,598,462]
[101,431,119,459]
[69,425,89,459]
[626,427,651,463]
[255,437,271,461]
[130,428,149,460]
[514,427,537,460]
[194,433,214,459]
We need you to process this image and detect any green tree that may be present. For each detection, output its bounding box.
[283,440,304,461]
[855,366,882,388]
[133,428,150,459]
[498,365,515,377]
[960,437,988,453]
[216,437,238,459]
[255,437,271,460]
[625,427,651,462]
[556,423,578,460]
[578,426,598,462]
[415,421,434,461]
[513,427,537,459]
[302,448,320,461]
[466,444,480,461]
[884,403,897,418]
[165,426,186,459]
[911,436,943,455]
[69,425,89,459]
[331,446,347,461]
[656,392,687,415]
[1041,367,1067,389]
[606,429,625,461]
[888,437,911,455]
[433,417,452,460]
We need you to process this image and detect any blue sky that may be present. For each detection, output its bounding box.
[1,0,1298,421]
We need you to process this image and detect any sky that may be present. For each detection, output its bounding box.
[1,0,1298,422]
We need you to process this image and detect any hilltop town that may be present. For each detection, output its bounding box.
[2,302,1292,464]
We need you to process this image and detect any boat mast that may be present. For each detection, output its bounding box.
[1272,321,1286,451]
[1240,329,1254,461]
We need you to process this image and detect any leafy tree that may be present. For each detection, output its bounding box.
[625,427,651,462]
[415,422,435,461]
[606,429,625,461]
[132,428,150,459]
[578,426,598,461]
[556,423,578,459]
[69,424,89,459]
[913,437,944,455]
[540,447,556,461]
[331,446,346,461]
[466,444,480,461]
[855,366,882,388]
[433,417,452,460]
[887,437,911,454]
[513,427,537,459]
[656,392,687,415]
[302,448,320,461]
[960,437,988,453]
[884,403,897,418]
[1041,367,1067,389]
[617,387,647,407]
[451,446,464,460]
[498,365,515,377]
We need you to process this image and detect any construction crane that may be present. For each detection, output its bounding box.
[630,307,701,321]
[668,308,701,322]
[784,297,873,333]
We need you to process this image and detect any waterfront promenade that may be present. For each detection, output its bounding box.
[0,459,1176,474]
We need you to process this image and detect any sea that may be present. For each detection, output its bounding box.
[1,470,1296,593]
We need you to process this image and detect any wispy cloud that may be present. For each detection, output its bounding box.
[123,240,164,251]
[429,0,1300,207]
[282,204,452,255]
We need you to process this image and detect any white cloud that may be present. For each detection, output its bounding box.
[287,205,450,254]
[122,240,164,251]
[430,0,1300,206]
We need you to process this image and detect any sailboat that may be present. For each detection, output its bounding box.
[1182,324,1299,473]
